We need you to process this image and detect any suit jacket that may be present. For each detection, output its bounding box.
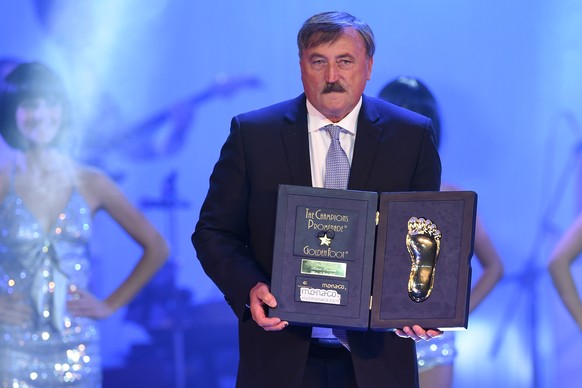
[192,94,441,388]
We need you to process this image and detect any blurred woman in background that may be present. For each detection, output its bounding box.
[0,62,169,387]
[379,76,504,388]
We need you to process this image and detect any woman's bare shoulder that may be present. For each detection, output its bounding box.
[74,163,112,185]
[73,163,119,210]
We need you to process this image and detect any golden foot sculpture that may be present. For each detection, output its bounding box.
[406,217,441,303]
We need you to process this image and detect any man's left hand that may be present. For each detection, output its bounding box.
[394,325,443,341]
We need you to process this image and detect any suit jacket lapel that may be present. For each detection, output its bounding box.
[279,94,385,189]
[349,95,382,190]
[281,95,312,187]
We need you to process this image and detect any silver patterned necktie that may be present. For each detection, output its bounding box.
[323,124,351,350]
[324,124,350,190]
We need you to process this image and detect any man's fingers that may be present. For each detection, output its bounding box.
[256,317,288,332]
[394,329,407,338]
[426,329,443,339]
[250,282,278,308]
[402,326,420,341]
[395,325,442,341]
[258,291,277,308]
[249,282,287,330]
[261,320,289,332]
[250,304,280,329]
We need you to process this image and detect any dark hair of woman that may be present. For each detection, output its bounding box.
[378,76,441,148]
[0,62,71,151]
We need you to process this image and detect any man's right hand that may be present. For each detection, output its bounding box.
[249,282,289,331]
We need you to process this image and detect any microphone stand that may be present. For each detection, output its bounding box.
[140,171,190,388]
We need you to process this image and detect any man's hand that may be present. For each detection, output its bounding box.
[249,282,288,331]
[394,325,443,341]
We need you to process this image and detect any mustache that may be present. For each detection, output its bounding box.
[322,82,346,94]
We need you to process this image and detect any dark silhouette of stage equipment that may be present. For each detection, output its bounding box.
[100,74,258,387]
[104,171,238,388]
[81,74,262,168]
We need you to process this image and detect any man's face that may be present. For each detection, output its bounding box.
[300,28,373,123]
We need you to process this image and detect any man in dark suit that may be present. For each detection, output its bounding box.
[192,11,442,388]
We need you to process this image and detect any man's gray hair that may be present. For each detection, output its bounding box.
[297,11,375,58]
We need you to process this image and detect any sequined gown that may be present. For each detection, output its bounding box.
[0,181,102,387]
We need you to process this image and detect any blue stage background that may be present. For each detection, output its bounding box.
[2,1,582,387]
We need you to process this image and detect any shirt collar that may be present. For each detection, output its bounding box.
[306,97,362,135]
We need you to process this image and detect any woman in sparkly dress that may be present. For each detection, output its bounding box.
[0,62,169,387]
[379,76,505,388]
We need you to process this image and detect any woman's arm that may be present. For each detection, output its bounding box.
[469,215,504,312]
[440,183,504,312]
[69,168,169,318]
[548,214,582,330]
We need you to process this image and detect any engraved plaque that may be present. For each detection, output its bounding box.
[269,185,476,331]
[269,185,377,329]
